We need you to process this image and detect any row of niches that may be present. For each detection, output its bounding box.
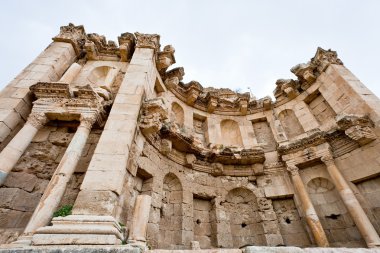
[139,93,377,176]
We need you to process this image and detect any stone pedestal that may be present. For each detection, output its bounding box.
[32,215,123,245]
[128,195,152,245]
[287,165,329,247]
[321,154,380,248]
[0,112,48,185]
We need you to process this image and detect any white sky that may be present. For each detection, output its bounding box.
[0,0,379,99]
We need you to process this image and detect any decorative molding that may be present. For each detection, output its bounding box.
[29,81,110,127]
[274,47,343,102]
[139,98,266,169]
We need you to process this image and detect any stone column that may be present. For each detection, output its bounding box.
[0,23,84,142]
[23,113,96,236]
[59,62,82,83]
[128,195,152,245]
[321,153,380,248]
[287,165,329,247]
[29,33,161,246]
[0,112,48,185]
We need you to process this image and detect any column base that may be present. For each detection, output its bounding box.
[11,235,33,246]
[127,240,149,252]
[368,242,380,248]
[31,215,124,245]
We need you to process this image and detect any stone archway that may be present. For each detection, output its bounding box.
[158,173,183,249]
[220,119,243,146]
[224,187,264,247]
[171,102,184,127]
[278,109,304,139]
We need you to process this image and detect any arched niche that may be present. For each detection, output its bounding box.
[171,102,185,127]
[87,65,118,91]
[224,187,264,247]
[220,119,243,146]
[158,173,183,249]
[278,109,304,139]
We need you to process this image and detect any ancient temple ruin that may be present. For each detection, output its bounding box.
[0,23,380,252]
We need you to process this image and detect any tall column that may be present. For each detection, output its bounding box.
[59,62,82,83]
[0,112,48,185]
[23,113,96,236]
[287,165,329,247]
[128,195,152,246]
[321,153,380,248]
[27,33,161,246]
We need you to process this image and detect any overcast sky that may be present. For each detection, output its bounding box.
[0,0,379,99]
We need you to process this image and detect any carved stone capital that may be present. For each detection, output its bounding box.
[135,32,160,51]
[27,112,48,129]
[53,23,86,56]
[79,114,97,130]
[321,153,335,166]
[311,47,343,72]
[286,165,299,176]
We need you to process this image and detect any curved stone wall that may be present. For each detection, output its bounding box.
[0,24,379,251]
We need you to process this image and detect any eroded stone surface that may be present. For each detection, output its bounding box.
[0,23,380,252]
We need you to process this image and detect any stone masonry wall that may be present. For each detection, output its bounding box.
[0,123,101,244]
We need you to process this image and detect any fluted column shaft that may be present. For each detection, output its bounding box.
[287,165,329,247]
[23,114,96,235]
[321,154,380,248]
[0,112,48,186]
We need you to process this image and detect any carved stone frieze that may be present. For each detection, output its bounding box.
[30,82,72,99]
[53,23,86,56]
[29,81,109,127]
[278,129,327,155]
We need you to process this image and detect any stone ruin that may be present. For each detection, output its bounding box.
[0,23,379,253]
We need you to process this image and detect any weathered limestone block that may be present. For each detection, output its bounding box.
[72,190,119,216]
[0,188,41,212]
[3,172,38,192]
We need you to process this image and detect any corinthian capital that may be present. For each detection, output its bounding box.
[321,153,335,166]
[53,23,86,56]
[27,112,48,129]
[287,165,299,176]
[134,32,160,51]
[79,114,97,130]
